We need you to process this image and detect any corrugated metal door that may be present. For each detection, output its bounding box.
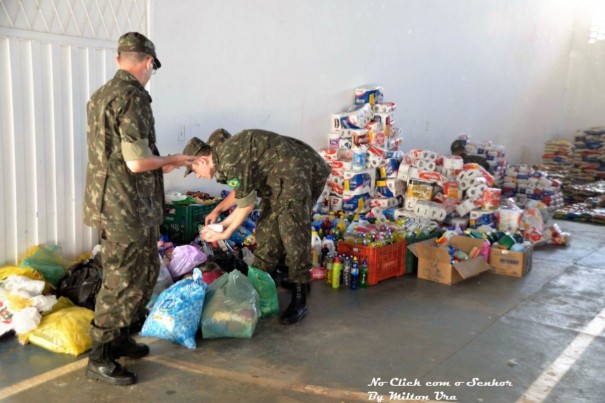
[0,0,149,264]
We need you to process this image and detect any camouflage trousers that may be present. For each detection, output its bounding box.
[252,162,330,283]
[91,225,160,343]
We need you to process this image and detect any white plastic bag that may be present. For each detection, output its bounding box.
[1,275,45,297]
[13,306,41,334]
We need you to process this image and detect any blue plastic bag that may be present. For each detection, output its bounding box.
[140,268,207,349]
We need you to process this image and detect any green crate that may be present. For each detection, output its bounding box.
[161,203,218,244]
[405,230,441,274]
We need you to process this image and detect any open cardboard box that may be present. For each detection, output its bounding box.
[407,235,491,285]
[489,245,533,278]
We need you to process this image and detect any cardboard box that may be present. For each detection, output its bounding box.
[489,246,533,277]
[407,235,491,285]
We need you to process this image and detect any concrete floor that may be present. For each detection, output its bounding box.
[0,219,604,403]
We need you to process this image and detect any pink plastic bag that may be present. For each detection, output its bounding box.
[167,245,207,280]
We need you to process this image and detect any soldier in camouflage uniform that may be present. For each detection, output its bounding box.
[183,129,330,325]
[83,32,195,386]
[450,139,493,173]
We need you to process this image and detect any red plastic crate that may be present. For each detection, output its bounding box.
[337,239,406,285]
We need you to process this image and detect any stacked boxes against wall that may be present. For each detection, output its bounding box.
[541,140,574,181]
[500,165,565,212]
[570,127,605,182]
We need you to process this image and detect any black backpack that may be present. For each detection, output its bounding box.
[56,254,103,310]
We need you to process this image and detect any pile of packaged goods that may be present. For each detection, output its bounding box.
[311,84,575,285]
[310,210,440,286]
[318,84,405,214]
[541,140,575,181]
[499,165,565,212]
[554,181,605,225]
[570,127,605,182]
[454,134,508,180]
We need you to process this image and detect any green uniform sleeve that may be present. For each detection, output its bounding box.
[235,190,257,208]
[122,139,154,161]
[118,90,154,161]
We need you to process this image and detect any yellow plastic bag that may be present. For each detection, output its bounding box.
[20,305,94,356]
[43,296,75,316]
[0,266,45,282]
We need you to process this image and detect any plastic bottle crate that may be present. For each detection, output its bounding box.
[161,203,218,244]
[337,239,406,285]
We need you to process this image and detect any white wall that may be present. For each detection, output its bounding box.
[563,1,605,134]
[152,0,604,195]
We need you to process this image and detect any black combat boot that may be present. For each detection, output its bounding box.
[276,265,311,295]
[279,283,308,325]
[86,341,137,385]
[280,278,311,295]
[110,328,150,359]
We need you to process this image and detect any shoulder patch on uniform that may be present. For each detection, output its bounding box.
[227,178,240,189]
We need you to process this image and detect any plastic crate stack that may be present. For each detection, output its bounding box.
[570,128,605,182]
[317,84,405,214]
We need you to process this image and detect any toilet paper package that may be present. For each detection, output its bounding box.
[466,183,488,200]
[443,155,464,170]
[456,198,480,217]
[406,180,433,200]
[373,101,396,113]
[404,197,419,211]
[344,169,376,194]
[379,158,400,179]
[414,200,447,222]
[370,197,399,209]
[342,192,371,213]
[355,84,384,106]
[469,210,497,229]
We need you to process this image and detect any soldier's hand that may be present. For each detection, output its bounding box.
[169,154,196,167]
[205,210,220,225]
[200,227,228,242]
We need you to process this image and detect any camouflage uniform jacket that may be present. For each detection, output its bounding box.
[83,69,164,231]
[213,130,324,207]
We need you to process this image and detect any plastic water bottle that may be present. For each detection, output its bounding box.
[360,258,369,288]
[332,256,342,289]
[350,257,359,290]
[311,230,322,267]
[343,256,352,287]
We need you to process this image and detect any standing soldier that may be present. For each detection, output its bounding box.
[83,32,194,385]
[183,129,330,325]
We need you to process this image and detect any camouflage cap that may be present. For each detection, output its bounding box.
[118,32,161,69]
[182,137,210,177]
[207,128,232,149]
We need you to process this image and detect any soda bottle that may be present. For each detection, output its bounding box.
[332,256,342,289]
[350,256,359,290]
[342,256,351,287]
[325,254,334,286]
[360,258,369,288]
